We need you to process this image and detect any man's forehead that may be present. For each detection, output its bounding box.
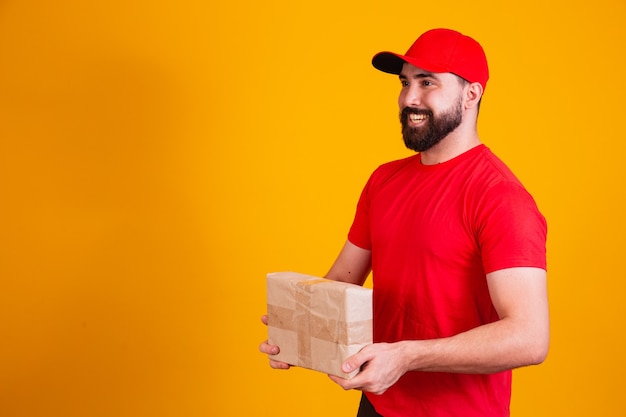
[399,63,438,78]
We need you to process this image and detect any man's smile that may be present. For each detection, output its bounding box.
[408,113,428,125]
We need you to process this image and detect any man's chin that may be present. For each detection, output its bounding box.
[403,136,439,153]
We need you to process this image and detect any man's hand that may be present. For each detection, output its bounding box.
[328,342,410,395]
[259,315,292,370]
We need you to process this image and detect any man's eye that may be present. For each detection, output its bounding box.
[400,80,409,87]
[422,80,433,86]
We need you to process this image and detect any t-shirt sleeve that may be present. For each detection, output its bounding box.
[348,175,374,251]
[477,181,548,273]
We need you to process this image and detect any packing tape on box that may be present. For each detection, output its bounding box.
[267,279,372,369]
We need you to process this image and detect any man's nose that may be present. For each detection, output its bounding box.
[400,85,421,108]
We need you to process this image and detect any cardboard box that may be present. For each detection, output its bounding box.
[266,271,372,379]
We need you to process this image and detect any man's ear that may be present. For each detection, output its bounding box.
[465,82,483,110]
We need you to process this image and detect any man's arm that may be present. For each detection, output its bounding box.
[329,266,549,394]
[324,240,372,285]
[259,240,372,367]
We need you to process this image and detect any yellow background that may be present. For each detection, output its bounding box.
[0,0,624,416]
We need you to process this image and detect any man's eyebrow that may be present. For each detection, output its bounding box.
[398,72,438,80]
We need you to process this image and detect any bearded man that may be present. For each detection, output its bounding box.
[260,28,549,417]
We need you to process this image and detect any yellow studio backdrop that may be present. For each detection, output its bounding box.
[0,0,624,416]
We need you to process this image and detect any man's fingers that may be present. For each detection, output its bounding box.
[328,374,362,391]
[259,314,291,370]
[259,340,279,355]
[270,359,291,370]
[342,348,371,374]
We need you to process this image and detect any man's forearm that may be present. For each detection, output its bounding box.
[398,317,549,374]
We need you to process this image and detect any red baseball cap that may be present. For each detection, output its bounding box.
[372,28,489,91]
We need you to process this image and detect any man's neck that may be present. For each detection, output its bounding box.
[420,126,481,165]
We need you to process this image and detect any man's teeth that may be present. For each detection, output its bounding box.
[409,113,427,122]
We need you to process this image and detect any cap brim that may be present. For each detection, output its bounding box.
[372,51,453,76]
[372,52,407,75]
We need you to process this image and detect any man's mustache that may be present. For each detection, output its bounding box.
[400,107,432,122]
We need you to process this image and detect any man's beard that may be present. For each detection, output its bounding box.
[400,97,464,152]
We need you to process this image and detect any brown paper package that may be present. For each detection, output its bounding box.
[266,271,373,379]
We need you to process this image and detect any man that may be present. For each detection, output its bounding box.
[260,28,549,417]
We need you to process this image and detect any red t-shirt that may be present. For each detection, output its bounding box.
[348,145,547,417]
